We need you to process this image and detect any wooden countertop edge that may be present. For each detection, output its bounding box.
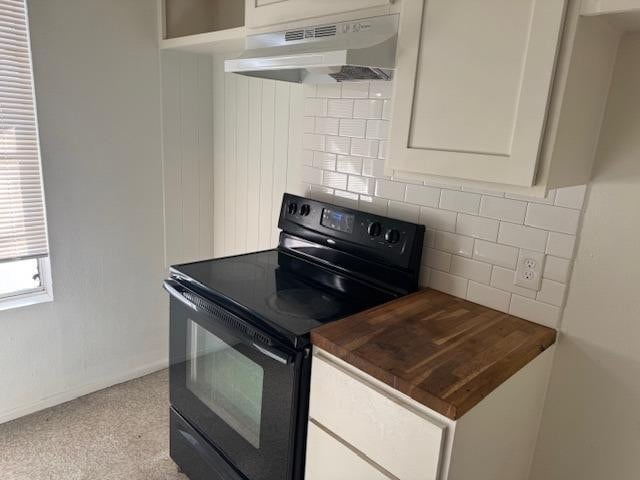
[310,303,558,421]
[311,331,460,419]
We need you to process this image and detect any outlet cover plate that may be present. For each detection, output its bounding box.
[514,250,545,291]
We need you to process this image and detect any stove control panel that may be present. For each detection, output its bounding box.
[278,193,425,271]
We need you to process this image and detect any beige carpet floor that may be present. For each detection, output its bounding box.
[0,369,186,480]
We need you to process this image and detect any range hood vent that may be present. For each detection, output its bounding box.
[285,24,338,42]
[225,15,399,84]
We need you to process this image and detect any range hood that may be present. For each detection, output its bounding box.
[225,14,399,84]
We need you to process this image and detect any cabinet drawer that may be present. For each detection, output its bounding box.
[305,421,392,480]
[309,353,445,480]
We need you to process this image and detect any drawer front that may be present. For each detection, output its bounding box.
[305,421,392,480]
[309,353,445,480]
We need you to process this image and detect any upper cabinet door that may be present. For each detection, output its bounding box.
[246,0,392,29]
[388,0,567,187]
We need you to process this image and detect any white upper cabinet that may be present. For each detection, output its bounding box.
[388,0,622,195]
[245,0,393,30]
[389,0,567,187]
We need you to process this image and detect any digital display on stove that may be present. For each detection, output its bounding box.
[321,208,354,234]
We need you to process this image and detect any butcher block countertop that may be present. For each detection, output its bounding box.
[310,288,557,420]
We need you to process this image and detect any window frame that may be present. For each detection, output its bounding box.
[0,257,53,312]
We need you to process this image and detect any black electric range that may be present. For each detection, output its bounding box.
[165,193,425,480]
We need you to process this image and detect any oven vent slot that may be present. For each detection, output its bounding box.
[183,291,272,346]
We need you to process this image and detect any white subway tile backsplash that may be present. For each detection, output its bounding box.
[362,158,385,178]
[322,170,348,190]
[350,138,379,158]
[456,214,499,242]
[435,231,474,257]
[405,184,440,208]
[425,229,436,248]
[315,117,340,135]
[366,120,390,140]
[308,185,334,203]
[388,201,420,223]
[353,99,384,119]
[302,149,314,166]
[339,118,366,138]
[303,133,325,151]
[423,247,452,271]
[430,269,469,298]
[554,185,587,210]
[359,195,388,216]
[419,267,431,287]
[382,100,393,120]
[479,196,527,223]
[375,179,406,201]
[420,206,457,233]
[301,166,323,185]
[325,135,350,155]
[498,222,548,252]
[543,255,571,283]
[316,84,342,98]
[546,232,576,259]
[378,140,389,160]
[509,295,560,329]
[303,84,316,97]
[327,99,354,118]
[341,82,370,98]
[336,156,363,175]
[299,79,587,327]
[439,189,481,214]
[467,281,511,312]
[525,203,581,235]
[304,97,327,116]
[369,81,393,99]
[506,189,556,205]
[313,151,336,170]
[332,189,359,208]
[303,116,315,133]
[473,240,518,270]
[450,256,491,284]
[347,175,375,195]
[490,266,536,299]
[536,279,566,307]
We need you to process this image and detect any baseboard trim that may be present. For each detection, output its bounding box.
[0,358,169,425]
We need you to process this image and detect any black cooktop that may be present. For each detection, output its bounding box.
[171,249,396,347]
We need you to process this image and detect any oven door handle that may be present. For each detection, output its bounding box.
[164,279,296,365]
[163,279,198,311]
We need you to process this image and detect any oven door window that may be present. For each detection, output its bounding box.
[187,319,264,448]
[169,294,301,480]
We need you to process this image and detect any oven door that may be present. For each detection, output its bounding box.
[165,279,303,480]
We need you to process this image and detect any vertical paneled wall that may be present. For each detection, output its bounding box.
[211,54,303,259]
[161,51,215,265]
[161,51,304,266]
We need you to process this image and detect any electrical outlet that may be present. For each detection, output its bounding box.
[514,250,545,291]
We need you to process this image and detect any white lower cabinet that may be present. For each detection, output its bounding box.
[305,422,392,480]
[306,347,555,480]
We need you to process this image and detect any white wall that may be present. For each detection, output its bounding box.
[301,82,587,329]
[530,32,640,480]
[161,52,304,264]
[0,0,167,422]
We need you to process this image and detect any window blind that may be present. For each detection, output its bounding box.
[0,0,48,262]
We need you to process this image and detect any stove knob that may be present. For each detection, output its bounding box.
[288,202,298,215]
[300,204,311,216]
[367,221,382,237]
[385,229,401,244]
